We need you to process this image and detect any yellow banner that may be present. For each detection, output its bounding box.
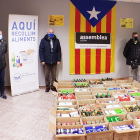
[121,18,133,28]
[49,15,64,26]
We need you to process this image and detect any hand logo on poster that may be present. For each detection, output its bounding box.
[13,73,21,82]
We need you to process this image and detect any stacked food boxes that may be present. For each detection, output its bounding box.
[50,78,140,140]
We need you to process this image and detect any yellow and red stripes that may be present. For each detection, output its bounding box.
[69,2,116,74]
[106,10,112,73]
[75,8,80,74]
[86,20,91,74]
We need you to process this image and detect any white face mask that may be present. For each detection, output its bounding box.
[0,35,3,40]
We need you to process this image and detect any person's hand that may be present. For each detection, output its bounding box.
[41,62,45,65]
[57,62,60,65]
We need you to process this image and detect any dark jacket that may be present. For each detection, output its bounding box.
[0,40,7,70]
[123,39,140,65]
[39,34,61,64]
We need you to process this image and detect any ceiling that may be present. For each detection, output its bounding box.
[115,0,140,3]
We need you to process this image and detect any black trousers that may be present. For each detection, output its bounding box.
[44,64,57,87]
[0,68,5,94]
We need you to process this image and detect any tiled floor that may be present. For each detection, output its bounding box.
[0,88,55,140]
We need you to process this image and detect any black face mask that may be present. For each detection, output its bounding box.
[133,37,138,41]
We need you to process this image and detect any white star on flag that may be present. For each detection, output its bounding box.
[87,7,101,20]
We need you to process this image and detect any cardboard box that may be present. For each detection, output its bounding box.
[57,93,76,101]
[131,84,140,88]
[128,112,140,120]
[75,88,91,92]
[49,115,86,140]
[119,83,132,86]
[109,89,126,93]
[82,116,108,126]
[89,84,104,88]
[110,120,140,140]
[125,89,140,94]
[116,80,129,83]
[76,95,95,100]
[105,83,119,87]
[107,86,122,89]
[53,82,74,89]
[103,107,127,115]
[128,77,133,83]
[19,49,35,64]
[132,80,139,86]
[120,101,139,113]
[90,87,106,91]
[92,90,109,95]
[96,97,118,104]
[134,96,140,101]
[56,117,83,128]
[73,82,88,84]
[75,92,92,96]
[101,103,122,109]
[105,114,131,123]
[85,124,114,140]
[121,85,134,90]
[57,105,78,112]
[94,92,113,99]
[79,104,103,116]
[136,83,140,89]
[128,92,140,98]
[111,92,127,99]
[58,85,74,88]
[78,103,101,111]
[74,82,89,88]
[57,88,75,92]
[77,100,96,106]
[57,100,77,106]
[112,92,136,103]
[56,137,85,140]
[51,107,80,118]
[75,89,92,96]
[58,80,73,82]
[53,82,59,89]
[52,91,58,108]
[55,137,85,140]
[58,82,74,85]
[102,81,116,84]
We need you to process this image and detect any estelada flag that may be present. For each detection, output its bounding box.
[69,0,116,74]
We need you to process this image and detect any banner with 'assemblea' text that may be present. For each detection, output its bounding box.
[75,32,111,49]
[8,14,39,96]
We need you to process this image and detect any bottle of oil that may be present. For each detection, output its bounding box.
[107,93,111,98]
[96,94,100,98]
[102,93,105,98]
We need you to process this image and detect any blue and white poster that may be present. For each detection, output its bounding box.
[9,14,39,96]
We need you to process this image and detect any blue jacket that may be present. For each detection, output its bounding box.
[39,34,61,64]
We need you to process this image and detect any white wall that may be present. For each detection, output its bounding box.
[0,0,140,86]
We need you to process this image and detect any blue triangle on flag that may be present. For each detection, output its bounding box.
[70,0,116,28]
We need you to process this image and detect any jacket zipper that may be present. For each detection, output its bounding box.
[134,44,136,60]
[136,44,139,60]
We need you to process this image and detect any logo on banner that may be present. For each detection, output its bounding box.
[13,73,21,82]
[75,32,111,49]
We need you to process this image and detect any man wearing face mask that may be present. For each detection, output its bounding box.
[123,32,140,82]
[39,29,61,92]
[0,31,7,99]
